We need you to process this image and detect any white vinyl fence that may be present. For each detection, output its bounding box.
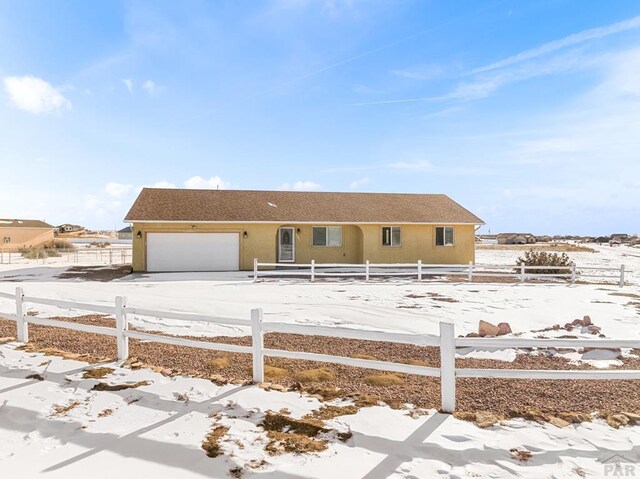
[253,258,626,287]
[0,247,132,266]
[1,287,639,413]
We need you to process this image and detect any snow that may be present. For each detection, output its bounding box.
[1,344,638,478]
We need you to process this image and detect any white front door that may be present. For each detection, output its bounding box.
[278,227,295,262]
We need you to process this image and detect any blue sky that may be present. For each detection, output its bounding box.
[1,0,639,234]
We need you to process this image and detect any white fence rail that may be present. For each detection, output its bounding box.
[1,287,639,413]
[253,258,626,286]
[0,247,132,265]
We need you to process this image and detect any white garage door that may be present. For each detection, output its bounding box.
[146,233,239,272]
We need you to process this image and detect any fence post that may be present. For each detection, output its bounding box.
[520,262,525,283]
[439,321,456,413]
[417,260,422,281]
[311,259,315,282]
[365,260,370,282]
[468,261,473,282]
[571,264,576,284]
[251,308,264,383]
[253,258,258,282]
[109,249,113,265]
[115,296,129,360]
[15,287,28,343]
[620,264,625,288]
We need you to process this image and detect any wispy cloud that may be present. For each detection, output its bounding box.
[105,182,133,198]
[349,176,370,189]
[390,159,493,176]
[473,15,640,74]
[122,79,134,92]
[143,80,157,95]
[390,64,445,80]
[3,76,72,114]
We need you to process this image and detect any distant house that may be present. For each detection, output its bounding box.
[56,224,85,234]
[0,219,54,252]
[496,233,536,245]
[117,226,133,240]
[125,188,484,272]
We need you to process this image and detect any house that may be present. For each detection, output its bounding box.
[124,188,484,272]
[117,226,133,240]
[496,233,536,245]
[0,219,54,252]
[55,224,85,234]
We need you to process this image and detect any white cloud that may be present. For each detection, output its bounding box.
[105,182,133,198]
[390,64,444,80]
[122,79,133,92]
[473,15,640,74]
[183,176,230,189]
[151,181,176,189]
[3,75,72,114]
[349,177,370,189]
[143,80,157,94]
[279,181,322,191]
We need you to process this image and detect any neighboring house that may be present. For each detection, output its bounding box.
[124,188,484,272]
[117,226,133,240]
[497,233,536,245]
[0,219,54,252]
[56,224,85,234]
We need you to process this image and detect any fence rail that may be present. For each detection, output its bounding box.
[253,258,626,286]
[0,247,132,265]
[1,287,639,413]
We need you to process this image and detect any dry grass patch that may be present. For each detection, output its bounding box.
[403,359,430,367]
[98,408,114,418]
[261,413,329,455]
[264,365,290,380]
[26,373,44,381]
[351,353,377,361]
[304,405,359,422]
[364,373,404,387]
[91,380,150,392]
[82,367,114,379]
[51,401,80,416]
[207,357,231,370]
[202,425,229,458]
[293,368,335,383]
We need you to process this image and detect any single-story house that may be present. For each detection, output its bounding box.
[496,233,536,245]
[124,188,484,272]
[117,226,133,240]
[55,224,85,234]
[0,219,54,252]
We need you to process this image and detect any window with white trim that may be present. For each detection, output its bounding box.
[382,226,401,247]
[3,237,10,244]
[312,226,342,247]
[435,226,455,246]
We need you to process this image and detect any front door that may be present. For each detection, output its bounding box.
[278,227,295,262]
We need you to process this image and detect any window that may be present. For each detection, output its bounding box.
[382,226,401,247]
[435,226,455,246]
[3,237,10,244]
[312,226,342,247]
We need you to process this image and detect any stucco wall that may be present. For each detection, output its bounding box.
[132,222,476,272]
[0,227,54,252]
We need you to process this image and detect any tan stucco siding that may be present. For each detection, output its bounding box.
[0,227,54,251]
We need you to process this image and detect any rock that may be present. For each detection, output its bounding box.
[572,319,584,327]
[479,320,500,337]
[587,325,601,335]
[475,411,498,428]
[0,336,16,344]
[210,374,225,384]
[607,414,630,429]
[558,412,591,423]
[130,362,143,369]
[258,382,272,390]
[160,368,172,377]
[548,416,571,428]
[269,384,287,392]
[582,315,592,326]
[465,332,481,338]
[622,412,640,424]
[231,379,245,385]
[497,322,512,336]
[552,324,561,330]
[564,323,574,330]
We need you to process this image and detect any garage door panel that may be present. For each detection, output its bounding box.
[147,233,239,272]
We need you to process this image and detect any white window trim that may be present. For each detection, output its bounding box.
[311,226,342,247]
[435,226,455,247]
[381,226,402,247]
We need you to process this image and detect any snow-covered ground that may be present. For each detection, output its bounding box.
[1,344,638,479]
[0,244,637,341]
[1,244,639,477]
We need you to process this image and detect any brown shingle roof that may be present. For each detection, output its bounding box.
[0,219,53,229]
[125,189,484,224]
